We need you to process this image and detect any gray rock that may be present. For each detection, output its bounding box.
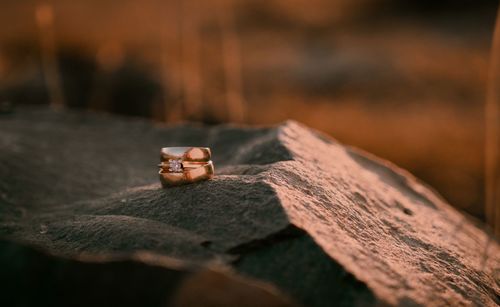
[0,240,295,307]
[0,107,498,306]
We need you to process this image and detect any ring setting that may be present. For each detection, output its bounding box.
[166,159,183,173]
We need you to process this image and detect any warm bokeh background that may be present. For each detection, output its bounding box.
[0,0,498,219]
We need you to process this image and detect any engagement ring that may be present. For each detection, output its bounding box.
[158,147,214,187]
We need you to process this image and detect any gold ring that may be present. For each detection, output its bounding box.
[160,147,211,162]
[159,147,214,187]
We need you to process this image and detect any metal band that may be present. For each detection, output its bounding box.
[159,161,215,187]
[160,147,211,162]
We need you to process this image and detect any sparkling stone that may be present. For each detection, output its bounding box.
[168,159,183,172]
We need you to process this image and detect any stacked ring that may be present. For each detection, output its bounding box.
[158,147,214,187]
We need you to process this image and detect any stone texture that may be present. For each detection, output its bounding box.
[0,107,498,306]
[0,240,294,307]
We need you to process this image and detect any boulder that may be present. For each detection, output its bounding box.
[0,107,498,306]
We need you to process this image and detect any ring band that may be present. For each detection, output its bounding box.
[159,161,214,187]
[159,147,214,187]
[161,147,211,162]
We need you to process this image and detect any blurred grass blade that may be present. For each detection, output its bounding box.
[485,7,500,237]
[35,3,65,109]
[180,0,203,120]
[218,0,246,123]
[161,0,183,122]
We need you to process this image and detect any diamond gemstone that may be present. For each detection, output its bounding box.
[168,159,183,172]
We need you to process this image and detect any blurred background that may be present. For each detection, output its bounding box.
[0,0,498,221]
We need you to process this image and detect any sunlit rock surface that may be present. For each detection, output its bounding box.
[0,107,498,306]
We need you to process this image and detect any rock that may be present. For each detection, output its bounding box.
[0,107,498,306]
[0,240,295,307]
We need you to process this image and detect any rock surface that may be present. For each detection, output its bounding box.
[0,107,499,306]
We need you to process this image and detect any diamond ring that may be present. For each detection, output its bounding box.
[158,147,214,187]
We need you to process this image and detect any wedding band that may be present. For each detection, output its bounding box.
[159,147,214,187]
[161,147,211,162]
